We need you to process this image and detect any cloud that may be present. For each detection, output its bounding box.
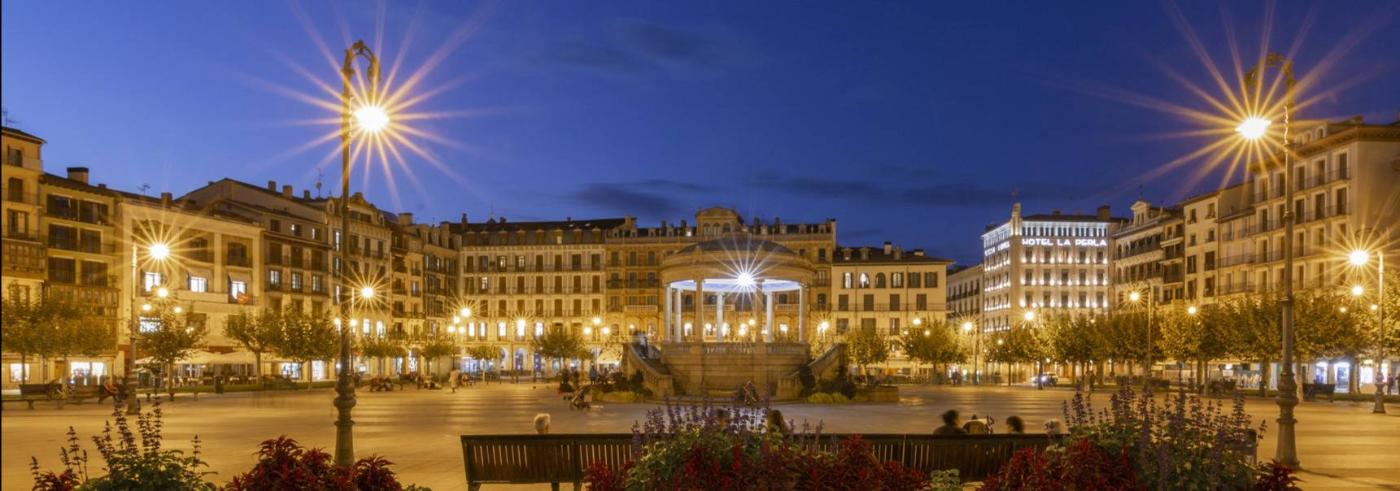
[567,179,715,216]
[537,19,758,78]
[751,169,1103,208]
[536,40,643,75]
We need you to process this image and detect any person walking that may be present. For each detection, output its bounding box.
[449,368,461,393]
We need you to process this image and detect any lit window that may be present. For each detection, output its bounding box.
[188,276,208,293]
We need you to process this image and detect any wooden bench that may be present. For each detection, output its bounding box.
[1302,383,1336,401]
[460,433,1061,489]
[1,398,38,410]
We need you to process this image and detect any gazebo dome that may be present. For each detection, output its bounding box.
[660,235,814,293]
[674,237,799,257]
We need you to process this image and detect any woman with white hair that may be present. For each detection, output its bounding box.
[1043,418,1064,436]
[533,413,551,434]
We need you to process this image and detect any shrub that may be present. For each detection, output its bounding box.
[1252,460,1302,491]
[31,404,216,491]
[1061,386,1262,489]
[796,364,816,397]
[584,400,935,490]
[980,438,1138,491]
[224,436,426,491]
[805,392,850,404]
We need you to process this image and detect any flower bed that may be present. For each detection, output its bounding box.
[583,402,947,490]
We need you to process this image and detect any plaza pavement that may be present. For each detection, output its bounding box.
[3,383,1397,490]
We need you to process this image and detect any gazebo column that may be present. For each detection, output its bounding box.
[675,287,683,340]
[664,284,672,341]
[765,290,775,343]
[715,292,724,341]
[694,278,705,342]
[798,284,806,342]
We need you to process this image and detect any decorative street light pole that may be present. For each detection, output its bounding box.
[1239,52,1299,468]
[1349,249,1388,414]
[963,321,979,385]
[125,242,170,415]
[334,39,386,468]
[1129,289,1155,385]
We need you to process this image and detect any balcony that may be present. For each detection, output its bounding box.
[226,255,252,268]
[45,236,115,254]
[44,207,111,226]
[186,249,213,263]
[45,283,119,318]
[2,238,46,277]
[4,190,37,205]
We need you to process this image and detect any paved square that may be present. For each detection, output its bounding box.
[4,384,1396,490]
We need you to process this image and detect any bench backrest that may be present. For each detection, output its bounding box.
[461,433,1060,485]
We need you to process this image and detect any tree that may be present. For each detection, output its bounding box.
[1220,296,1281,397]
[1,291,65,383]
[987,326,1047,386]
[223,310,280,378]
[418,336,458,376]
[139,303,208,397]
[272,308,337,389]
[531,326,585,375]
[359,334,406,377]
[847,327,889,381]
[1046,313,1105,388]
[899,320,965,383]
[464,345,502,378]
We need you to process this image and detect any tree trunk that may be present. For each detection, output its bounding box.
[254,352,263,378]
[1349,356,1360,394]
[304,361,312,390]
[1259,360,1271,397]
[19,353,28,384]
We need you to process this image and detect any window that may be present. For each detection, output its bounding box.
[188,275,208,293]
[925,272,939,287]
[290,223,301,236]
[842,273,853,288]
[311,275,323,293]
[269,269,282,286]
[859,273,870,288]
[269,219,281,233]
[891,273,903,288]
[143,271,164,291]
[229,280,247,301]
[290,273,302,291]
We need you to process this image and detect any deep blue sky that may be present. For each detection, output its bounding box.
[4,1,1398,265]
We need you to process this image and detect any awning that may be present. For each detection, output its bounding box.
[227,271,251,284]
[185,266,213,282]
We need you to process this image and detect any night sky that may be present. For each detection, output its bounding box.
[3,1,1398,265]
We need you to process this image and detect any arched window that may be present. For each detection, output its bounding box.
[874,273,886,288]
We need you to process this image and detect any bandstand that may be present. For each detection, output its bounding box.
[629,235,839,399]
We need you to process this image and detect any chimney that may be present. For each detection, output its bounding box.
[267,180,277,191]
[893,247,903,260]
[66,167,90,184]
[398,212,414,225]
[303,190,311,199]
[912,249,925,257]
[282,185,293,198]
[460,213,468,227]
[842,247,852,260]
[1097,205,1111,220]
[859,247,870,260]
[160,192,172,207]
[882,241,893,255]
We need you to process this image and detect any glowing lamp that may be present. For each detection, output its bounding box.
[1352,285,1365,297]
[141,303,152,312]
[148,243,171,260]
[583,326,593,336]
[602,326,611,336]
[460,307,472,317]
[962,321,973,333]
[1236,117,1270,141]
[735,272,755,288]
[156,287,170,299]
[1348,250,1370,266]
[1128,291,1141,302]
[592,316,602,326]
[354,105,390,133]
[360,286,375,299]
[1023,311,1035,321]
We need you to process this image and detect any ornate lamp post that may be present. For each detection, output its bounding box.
[1239,52,1298,467]
[334,39,388,468]
[125,242,170,415]
[1349,249,1387,414]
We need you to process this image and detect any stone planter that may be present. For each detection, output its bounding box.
[853,385,899,402]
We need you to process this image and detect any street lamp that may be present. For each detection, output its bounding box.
[1240,52,1299,467]
[125,242,172,415]
[963,321,980,385]
[1347,248,1387,414]
[334,39,386,468]
[1128,288,1155,385]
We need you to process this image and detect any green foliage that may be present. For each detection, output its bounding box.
[3,290,91,382]
[805,392,851,404]
[139,304,207,370]
[898,320,967,370]
[417,336,457,374]
[31,404,216,491]
[1046,313,1104,365]
[463,345,501,371]
[987,326,1047,365]
[272,308,338,387]
[223,310,280,377]
[530,326,586,361]
[847,327,889,373]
